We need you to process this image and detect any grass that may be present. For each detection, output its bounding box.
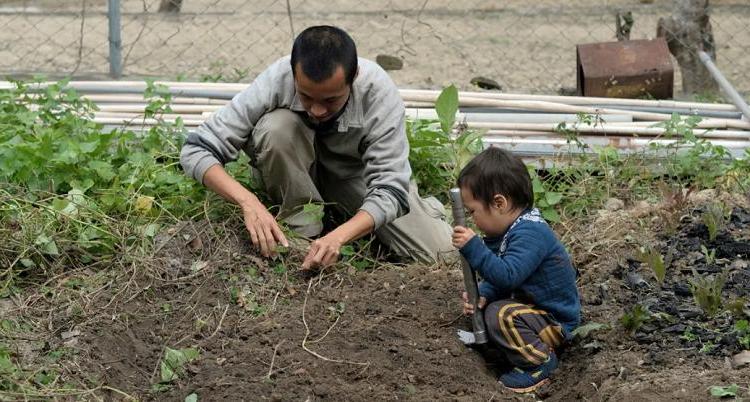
[1,80,750,397]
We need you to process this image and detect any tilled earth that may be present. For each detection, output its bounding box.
[2,190,749,401]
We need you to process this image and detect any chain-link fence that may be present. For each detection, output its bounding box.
[1,0,749,95]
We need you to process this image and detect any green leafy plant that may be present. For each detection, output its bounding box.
[701,245,717,265]
[689,273,726,318]
[407,85,483,199]
[702,202,729,242]
[709,384,738,398]
[153,347,200,391]
[620,304,650,334]
[735,320,750,350]
[637,245,666,284]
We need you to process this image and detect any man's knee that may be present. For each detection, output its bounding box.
[252,109,311,161]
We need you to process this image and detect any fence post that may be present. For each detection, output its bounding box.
[107,0,123,78]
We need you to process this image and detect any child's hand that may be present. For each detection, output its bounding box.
[461,291,487,315]
[452,226,476,249]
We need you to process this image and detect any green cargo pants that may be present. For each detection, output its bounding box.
[246,108,453,263]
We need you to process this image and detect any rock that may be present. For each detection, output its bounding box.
[375,54,403,71]
[605,198,625,211]
[470,76,502,90]
[732,350,750,368]
[673,283,692,297]
[625,272,647,289]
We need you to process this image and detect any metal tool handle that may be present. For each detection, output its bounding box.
[449,188,488,345]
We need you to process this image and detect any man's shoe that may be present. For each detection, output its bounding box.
[499,351,558,393]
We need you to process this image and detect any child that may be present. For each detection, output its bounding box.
[452,147,580,393]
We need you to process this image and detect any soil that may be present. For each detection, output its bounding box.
[3,190,749,401]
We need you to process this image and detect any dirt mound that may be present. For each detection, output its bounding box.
[4,199,750,401]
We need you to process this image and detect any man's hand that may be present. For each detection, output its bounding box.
[240,197,288,257]
[461,291,487,315]
[452,225,476,249]
[301,234,344,270]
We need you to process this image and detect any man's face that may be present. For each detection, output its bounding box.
[293,64,351,124]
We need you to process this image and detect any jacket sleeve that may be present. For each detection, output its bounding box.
[458,227,548,294]
[179,59,287,183]
[358,77,411,229]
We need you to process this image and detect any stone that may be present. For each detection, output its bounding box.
[375,54,403,71]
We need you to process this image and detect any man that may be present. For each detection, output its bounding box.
[180,25,452,270]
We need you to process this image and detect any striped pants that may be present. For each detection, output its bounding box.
[484,299,565,369]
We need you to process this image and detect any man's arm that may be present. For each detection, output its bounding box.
[202,165,288,257]
[180,57,295,256]
[301,210,373,270]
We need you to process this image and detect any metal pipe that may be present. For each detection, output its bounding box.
[698,51,750,121]
[107,0,123,78]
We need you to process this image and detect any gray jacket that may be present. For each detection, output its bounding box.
[180,56,410,229]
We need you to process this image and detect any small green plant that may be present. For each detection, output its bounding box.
[701,245,717,265]
[620,304,650,334]
[702,202,728,242]
[689,273,726,318]
[637,245,666,284]
[680,328,698,342]
[153,347,200,392]
[700,341,717,354]
[735,320,750,350]
[709,384,738,398]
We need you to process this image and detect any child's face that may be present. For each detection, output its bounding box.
[460,187,518,237]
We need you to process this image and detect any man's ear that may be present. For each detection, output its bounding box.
[492,194,510,212]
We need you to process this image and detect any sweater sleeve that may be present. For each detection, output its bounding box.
[458,226,548,294]
[180,58,287,183]
[358,74,411,229]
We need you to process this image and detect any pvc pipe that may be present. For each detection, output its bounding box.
[698,51,750,121]
[399,88,739,112]
[405,110,633,123]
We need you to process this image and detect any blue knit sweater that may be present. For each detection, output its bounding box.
[459,208,581,335]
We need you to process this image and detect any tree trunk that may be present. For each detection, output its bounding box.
[158,0,183,12]
[657,0,718,95]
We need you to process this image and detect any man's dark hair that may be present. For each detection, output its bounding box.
[457,147,534,210]
[290,25,358,85]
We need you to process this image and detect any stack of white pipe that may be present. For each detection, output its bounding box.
[3,81,749,160]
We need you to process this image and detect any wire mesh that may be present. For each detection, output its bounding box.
[0,0,748,95]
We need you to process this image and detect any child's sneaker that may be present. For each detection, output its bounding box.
[499,352,558,393]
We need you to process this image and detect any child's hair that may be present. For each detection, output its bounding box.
[457,147,534,210]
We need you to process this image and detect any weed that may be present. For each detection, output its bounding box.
[637,245,666,284]
[701,245,717,265]
[153,347,200,392]
[680,328,698,342]
[689,273,726,318]
[620,304,650,334]
[735,320,750,349]
[702,202,728,242]
[700,342,717,354]
[407,85,483,200]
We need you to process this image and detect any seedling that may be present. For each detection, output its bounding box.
[680,328,698,342]
[735,320,750,350]
[702,202,728,242]
[620,304,650,334]
[636,245,667,284]
[701,245,717,265]
[153,347,200,392]
[689,273,726,318]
